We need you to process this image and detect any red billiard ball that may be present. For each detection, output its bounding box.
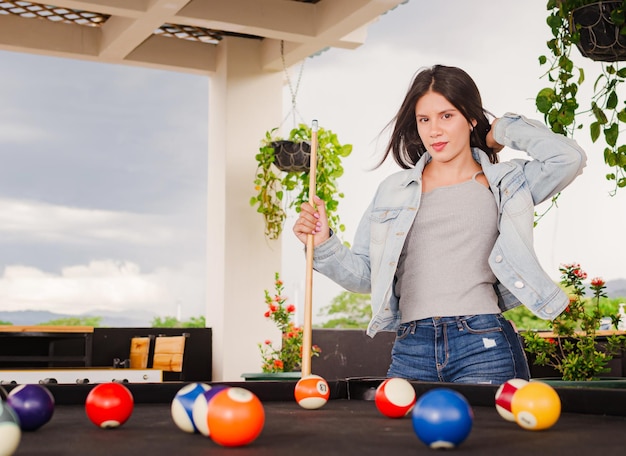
[294,374,330,410]
[495,378,528,422]
[85,382,134,429]
[0,401,21,455]
[375,378,417,418]
[6,384,55,431]
[206,387,264,447]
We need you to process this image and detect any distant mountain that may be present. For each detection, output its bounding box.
[606,279,626,301]
[0,309,156,327]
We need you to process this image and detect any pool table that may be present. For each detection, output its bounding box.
[5,379,626,455]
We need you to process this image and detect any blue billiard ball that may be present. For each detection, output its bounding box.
[6,384,55,431]
[170,382,211,433]
[411,388,474,449]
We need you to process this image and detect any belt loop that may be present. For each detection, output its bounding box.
[456,317,464,331]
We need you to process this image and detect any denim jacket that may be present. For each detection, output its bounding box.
[312,113,587,337]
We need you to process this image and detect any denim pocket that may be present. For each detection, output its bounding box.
[461,315,503,335]
[395,323,412,340]
[369,208,401,244]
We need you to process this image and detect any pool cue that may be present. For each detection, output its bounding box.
[301,119,318,377]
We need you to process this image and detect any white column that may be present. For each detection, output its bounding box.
[207,36,284,381]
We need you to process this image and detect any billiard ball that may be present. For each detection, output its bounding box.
[206,387,264,447]
[411,388,474,449]
[170,382,211,433]
[511,381,561,431]
[191,384,230,437]
[294,374,330,410]
[375,377,417,418]
[495,378,529,422]
[85,382,134,429]
[0,401,21,456]
[6,384,55,431]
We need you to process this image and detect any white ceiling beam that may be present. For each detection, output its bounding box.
[28,0,148,17]
[0,14,100,57]
[98,0,192,59]
[124,34,217,75]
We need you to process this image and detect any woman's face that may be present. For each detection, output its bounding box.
[415,90,474,165]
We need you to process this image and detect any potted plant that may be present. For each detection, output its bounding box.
[522,263,626,381]
[535,0,626,193]
[242,273,320,380]
[250,124,352,240]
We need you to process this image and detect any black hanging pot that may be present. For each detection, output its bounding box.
[271,140,311,172]
[570,1,626,62]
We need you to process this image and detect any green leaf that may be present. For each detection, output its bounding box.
[604,123,619,147]
[590,122,601,142]
[607,90,618,110]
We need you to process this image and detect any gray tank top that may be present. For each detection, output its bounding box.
[396,172,500,322]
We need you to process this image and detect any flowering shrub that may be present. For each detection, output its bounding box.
[523,263,626,381]
[258,273,321,373]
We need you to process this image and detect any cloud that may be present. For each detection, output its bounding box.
[0,123,51,144]
[0,260,206,317]
[0,197,177,245]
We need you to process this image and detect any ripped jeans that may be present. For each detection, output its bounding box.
[386,314,530,384]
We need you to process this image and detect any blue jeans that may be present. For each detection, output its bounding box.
[386,314,530,384]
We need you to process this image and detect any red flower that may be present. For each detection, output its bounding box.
[269,304,278,312]
[273,359,284,369]
[591,277,605,287]
[264,310,271,318]
[287,304,296,313]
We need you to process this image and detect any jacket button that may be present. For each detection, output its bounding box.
[495,255,503,263]
[514,281,524,289]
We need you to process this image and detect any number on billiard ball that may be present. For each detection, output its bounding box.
[294,374,330,410]
[85,382,134,429]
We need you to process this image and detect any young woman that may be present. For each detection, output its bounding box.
[293,65,587,384]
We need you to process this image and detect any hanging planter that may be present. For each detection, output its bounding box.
[271,140,311,172]
[570,1,626,62]
[250,124,352,240]
[534,1,626,194]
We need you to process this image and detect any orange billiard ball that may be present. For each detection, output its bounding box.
[294,374,330,410]
[206,387,265,447]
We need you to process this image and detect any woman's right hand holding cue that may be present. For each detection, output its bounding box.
[293,195,330,246]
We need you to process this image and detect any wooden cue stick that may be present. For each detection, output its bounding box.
[301,119,318,377]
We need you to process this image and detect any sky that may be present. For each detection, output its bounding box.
[1,0,625,323]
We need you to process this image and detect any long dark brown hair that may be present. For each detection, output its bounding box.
[379,65,498,169]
